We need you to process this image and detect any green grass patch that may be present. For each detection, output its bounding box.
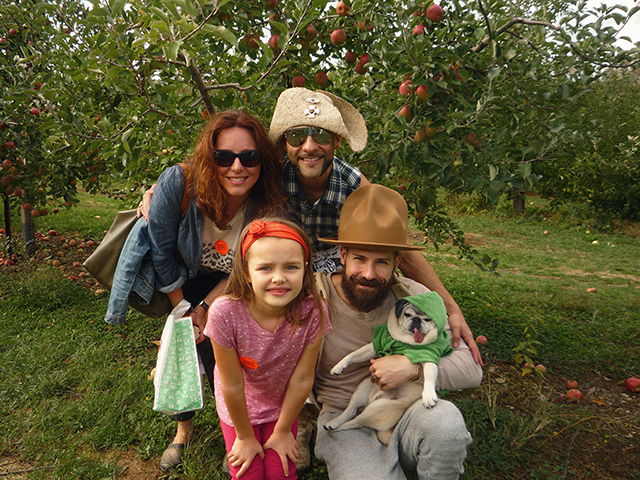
[1,193,639,479]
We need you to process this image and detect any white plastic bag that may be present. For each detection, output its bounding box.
[153,300,203,415]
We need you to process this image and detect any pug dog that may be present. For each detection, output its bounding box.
[324,292,453,445]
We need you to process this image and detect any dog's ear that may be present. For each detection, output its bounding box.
[395,299,409,318]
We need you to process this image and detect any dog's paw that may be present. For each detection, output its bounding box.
[422,390,438,408]
[323,421,338,431]
[330,362,348,376]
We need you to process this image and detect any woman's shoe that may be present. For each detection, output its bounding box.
[160,443,185,472]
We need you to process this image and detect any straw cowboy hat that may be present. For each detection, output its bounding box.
[269,87,368,152]
[319,184,425,251]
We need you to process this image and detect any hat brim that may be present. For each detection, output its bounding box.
[318,237,426,251]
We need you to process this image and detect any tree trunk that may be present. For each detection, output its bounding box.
[513,191,525,214]
[21,204,36,257]
[3,193,13,256]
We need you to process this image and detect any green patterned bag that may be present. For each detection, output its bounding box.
[153,300,203,415]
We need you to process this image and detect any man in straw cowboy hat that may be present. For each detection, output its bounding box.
[269,88,481,364]
[309,183,482,480]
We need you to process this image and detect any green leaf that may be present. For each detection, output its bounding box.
[199,24,237,46]
[487,67,501,82]
[489,164,497,181]
[150,6,171,26]
[165,41,182,61]
[150,20,169,33]
[111,0,125,15]
[122,127,134,154]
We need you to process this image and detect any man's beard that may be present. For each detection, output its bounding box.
[293,155,333,178]
[340,271,395,313]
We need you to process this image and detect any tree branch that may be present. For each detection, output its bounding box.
[477,0,492,41]
[471,18,560,53]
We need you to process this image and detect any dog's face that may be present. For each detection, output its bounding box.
[387,299,438,346]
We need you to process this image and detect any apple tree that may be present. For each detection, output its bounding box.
[2,0,639,264]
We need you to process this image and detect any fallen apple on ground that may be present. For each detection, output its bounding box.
[566,380,579,390]
[625,377,640,393]
[566,389,584,402]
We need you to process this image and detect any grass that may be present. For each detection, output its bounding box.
[1,192,639,479]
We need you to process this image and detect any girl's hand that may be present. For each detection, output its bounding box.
[263,430,298,477]
[228,436,264,478]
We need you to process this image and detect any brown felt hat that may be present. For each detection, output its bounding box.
[319,184,425,251]
[269,87,368,152]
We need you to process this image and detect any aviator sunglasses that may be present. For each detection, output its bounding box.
[213,150,263,168]
[285,127,335,148]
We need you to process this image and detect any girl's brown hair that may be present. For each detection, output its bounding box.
[224,218,326,335]
[188,110,285,228]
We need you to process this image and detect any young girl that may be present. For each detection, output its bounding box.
[204,218,330,480]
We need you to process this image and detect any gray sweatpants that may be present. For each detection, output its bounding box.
[315,399,472,480]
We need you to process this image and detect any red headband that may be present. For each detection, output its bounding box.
[241,220,309,260]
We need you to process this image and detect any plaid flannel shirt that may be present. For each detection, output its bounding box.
[283,156,362,255]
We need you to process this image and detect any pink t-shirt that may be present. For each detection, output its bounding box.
[204,296,331,426]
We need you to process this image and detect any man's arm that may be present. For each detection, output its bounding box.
[398,250,482,365]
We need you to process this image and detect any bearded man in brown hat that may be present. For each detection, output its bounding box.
[309,184,482,480]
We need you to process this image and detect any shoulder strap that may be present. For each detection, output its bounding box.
[391,274,413,300]
[314,271,333,300]
[178,163,192,219]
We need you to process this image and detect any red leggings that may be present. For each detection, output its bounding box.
[220,418,298,480]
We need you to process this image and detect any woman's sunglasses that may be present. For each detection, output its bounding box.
[213,150,263,168]
[285,127,335,148]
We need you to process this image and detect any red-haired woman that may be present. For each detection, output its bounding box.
[146,110,286,471]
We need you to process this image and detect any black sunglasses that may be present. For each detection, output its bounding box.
[285,127,335,148]
[213,150,262,168]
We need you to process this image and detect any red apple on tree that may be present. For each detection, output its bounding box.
[414,129,428,143]
[345,51,357,64]
[625,377,640,393]
[2,159,12,170]
[398,106,412,121]
[331,29,347,45]
[8,28,17,35]
[304,25,317,42]
[5,142,15,150]
[355,54,370,75]
[292,76,305,87]
[315,71,329,85]
[336,1,350,16]
[22,203,33,212]
[30,107,40,117]
[426,4,443,22]
[416,85,431,102]
[413,24,425,35]
[399,79,414,95]
[268,34,280,50]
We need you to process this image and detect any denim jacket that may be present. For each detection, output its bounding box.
[105,165,204,324]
